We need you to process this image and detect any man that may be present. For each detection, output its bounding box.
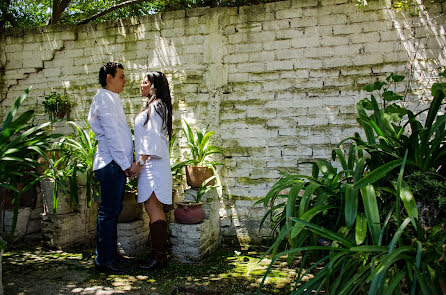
[88,62,134,273]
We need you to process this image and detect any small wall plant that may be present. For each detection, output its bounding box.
[42,91,73,120]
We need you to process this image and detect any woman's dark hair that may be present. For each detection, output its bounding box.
[98,62,124,87]
[142,71,173,141]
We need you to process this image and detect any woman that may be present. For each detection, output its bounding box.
[130,71,173,270]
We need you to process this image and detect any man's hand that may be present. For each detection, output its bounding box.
[124,167,135,179]
[128,162,143,180]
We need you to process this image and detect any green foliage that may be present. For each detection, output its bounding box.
[0,87,60,233]
[40,119,99,214]
[1,0,280,28]
[42,92,73,121]
[186,174,217,203]
[181,119,222,167]
[169,132,184,186]
[257,72,446,294]
[62,120,99,207]
[41,145,72,214]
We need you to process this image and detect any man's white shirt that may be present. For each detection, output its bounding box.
[88,88,133,172]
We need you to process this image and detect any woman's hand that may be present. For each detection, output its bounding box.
[128,162,143,180]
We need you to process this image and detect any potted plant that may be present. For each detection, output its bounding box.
[40,144,75,215]
[42,91,73,120]
[0,88,59,236]
[119,176,141,223]
[166,132,183,213]
[60,120,99,208]
[174,176,217,224]
[181,120,223,189]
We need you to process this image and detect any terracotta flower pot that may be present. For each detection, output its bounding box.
[118,192,141,222]
[185,166,214,188]
[174,201,205,224]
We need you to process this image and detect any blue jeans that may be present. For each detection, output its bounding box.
[94,160,125,267]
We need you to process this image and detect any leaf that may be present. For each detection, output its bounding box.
[286,181,304,224]
[360,185,381,245]
[426,83,445,130]
[298,182,320,217]
[388,217,411,254]
[353,159,402,189]
[1,87,31,132]
[384,104,407,122]
[398,180,418,220]
[291,205,335,239]
[387,73,405,82]
[344,183,358,228]
[363,81,386,92]
[382,91,403,101]
[355,213,367,245]
[290,218,354,248]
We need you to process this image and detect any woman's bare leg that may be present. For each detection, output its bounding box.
[144,191,165,223]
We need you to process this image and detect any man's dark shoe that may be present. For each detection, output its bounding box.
[139,258,166,270]
[95,262,130,274]
[114,254,134,264]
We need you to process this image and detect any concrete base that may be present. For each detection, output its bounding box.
[117,211,150,257]
[169,189,220,263]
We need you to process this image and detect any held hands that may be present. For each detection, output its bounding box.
[125,162,143,180]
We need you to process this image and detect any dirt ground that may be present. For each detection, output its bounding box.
[2,241,298,295]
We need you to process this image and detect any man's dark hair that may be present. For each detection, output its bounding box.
[98,62,124,87]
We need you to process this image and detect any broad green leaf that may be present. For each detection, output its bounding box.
[290,218,354,248]
[291,205,335,239]
[382,90,403,101]
[350,245,387,252]
[1,87,31,132]
[388,217,411,254]
[388,73,405,82]
[399,180,418,220]
[355,213,367,245]
[299,182,320,217]
[353,159,402,189]
[286,181,304,225]
[344,183,358,228]
[360,185,381,245]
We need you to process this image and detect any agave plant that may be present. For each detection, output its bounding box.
[0,88,60,234]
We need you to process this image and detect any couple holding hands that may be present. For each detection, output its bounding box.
[88,62,172,273]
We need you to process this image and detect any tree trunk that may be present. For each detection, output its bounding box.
[49,0,72,25]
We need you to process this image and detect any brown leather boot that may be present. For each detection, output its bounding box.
[140,219,168,270]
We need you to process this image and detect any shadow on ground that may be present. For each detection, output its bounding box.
[2,244,298,294]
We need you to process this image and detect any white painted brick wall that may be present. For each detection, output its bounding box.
[1,0,444,246]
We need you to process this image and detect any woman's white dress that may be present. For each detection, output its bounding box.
[134,102,172,204]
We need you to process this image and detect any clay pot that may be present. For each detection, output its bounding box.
[118,192,141,222]
[174,201,205,224]
[162,190,176,213]
[185,166,214,188]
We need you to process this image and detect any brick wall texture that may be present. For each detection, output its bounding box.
[1,0,445,244]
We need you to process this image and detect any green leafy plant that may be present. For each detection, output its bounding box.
[42,91,73,121]
[181,120,222,167]
[169,132,184,187]
[61,120,99,207]
[41,144,72,214]
[0,87,60,233]
[185,175,218,203]
[40,119,100,214]
[257,72,446,294]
